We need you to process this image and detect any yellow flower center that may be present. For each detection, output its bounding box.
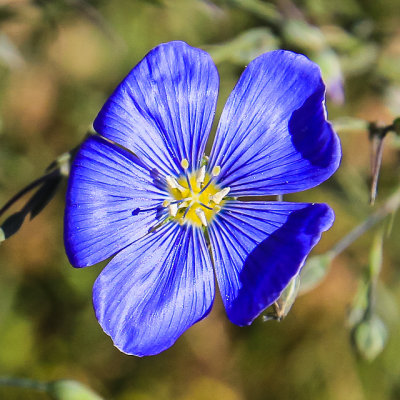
[164,160,229,227]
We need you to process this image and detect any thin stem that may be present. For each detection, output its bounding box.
[366,231,384,319]
[0,377,48,392]
[370,136,384,205]
[329,187,400,258]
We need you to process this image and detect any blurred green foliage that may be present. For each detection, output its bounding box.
[1,0,400,399]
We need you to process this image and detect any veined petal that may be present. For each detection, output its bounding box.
[93,223,215,357]
[94,41,219,176]
[208,50,341,196]
[65,135,168,268]
[208,201,334,326]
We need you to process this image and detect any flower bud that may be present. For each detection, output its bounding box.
[353,315,388,361]
[299,254,332,295]
[264,274,300,321]
[47,380,103,400]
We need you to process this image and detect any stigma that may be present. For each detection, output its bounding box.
[163,159,230,227]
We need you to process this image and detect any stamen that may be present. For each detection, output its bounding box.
[163,167,228,228]
[195,208,208,227]
[210,187,230,204]
[163,199,187,207]
[166,176,187,192]
[212,166,221,177]
[168,203,178,217]
[196,166,206,185]
[180,159,189,169]
[178,201,189,209]
[166,176,177,189]
[162,197,188,207]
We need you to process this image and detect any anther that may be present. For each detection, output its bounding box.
[166,176,187,192]
[166,176,177,189]
[212,166,221,177]
[181,159,189,169]
[162,200,170,207]
[168,203,178,217]
[196,166,206,185]
[195,208,208,227]
[178,201,189,209]
[210,187,230,204]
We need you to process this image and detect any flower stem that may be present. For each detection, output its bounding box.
[329,186,400,258]
[0,376,48,392]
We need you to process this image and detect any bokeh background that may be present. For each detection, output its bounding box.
[1,0,400,399]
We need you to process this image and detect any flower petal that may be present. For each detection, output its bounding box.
[94,41,219,176]
[208,201,334,326]
[65,135,168,268]
[208,50,341,196]
[93,223,215,356]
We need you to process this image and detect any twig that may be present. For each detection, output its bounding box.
[0,377,48,392]
[329,187,400,258]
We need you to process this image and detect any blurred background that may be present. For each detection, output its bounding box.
[1,0,400,399]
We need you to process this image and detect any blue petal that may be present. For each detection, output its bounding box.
[93,223,215,356]
[208,201,334,326]
[94,41,219,176]
[208,50,341,196]
[65,135,168,268]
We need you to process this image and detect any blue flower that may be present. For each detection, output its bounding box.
[64,41,341,356]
